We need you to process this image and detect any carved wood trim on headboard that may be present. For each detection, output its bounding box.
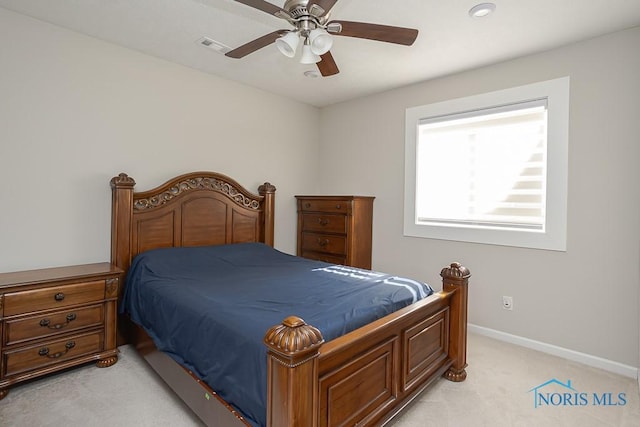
[110,171,276,274]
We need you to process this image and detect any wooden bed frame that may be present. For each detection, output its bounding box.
[110,171,470,427]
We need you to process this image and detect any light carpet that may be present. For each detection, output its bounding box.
[1,333,638,426]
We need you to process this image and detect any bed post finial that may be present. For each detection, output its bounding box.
[264,316,324,427]
[441,262,471,382]
[259,182,276,247]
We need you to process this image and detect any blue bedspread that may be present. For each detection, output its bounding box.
[120,243,433,426]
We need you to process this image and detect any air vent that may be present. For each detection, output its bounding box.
[196,37,231,54]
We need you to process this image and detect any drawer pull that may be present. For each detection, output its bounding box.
[38,341,76,359]
[304,203,311,208]
[54,293,65,301]
[335,204,341,209]
[316,238,329,247]
[39,313,77,329]
[317,217,330,226]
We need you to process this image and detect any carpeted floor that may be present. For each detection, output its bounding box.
[1,333,638,426]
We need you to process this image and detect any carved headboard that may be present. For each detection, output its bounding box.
[110,171,276,275]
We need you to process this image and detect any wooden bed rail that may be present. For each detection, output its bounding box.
[263,262,470,427]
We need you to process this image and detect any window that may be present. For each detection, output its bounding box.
[404,77,569,251]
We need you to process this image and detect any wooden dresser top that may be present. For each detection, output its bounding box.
[0,263,122,289]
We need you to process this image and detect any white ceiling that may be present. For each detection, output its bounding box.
[2,0,640,107]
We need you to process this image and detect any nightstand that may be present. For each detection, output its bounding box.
[0,263,122,399]
[296,196,374,269]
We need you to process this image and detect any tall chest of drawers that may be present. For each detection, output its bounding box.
[0,263,122,399]
[296,195,374,269]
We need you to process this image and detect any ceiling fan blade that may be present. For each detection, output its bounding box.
[225,30,287,59]
[327,20,418,46]
[307,0,339,17]
[232,0,290,19]
[317,51,339,76]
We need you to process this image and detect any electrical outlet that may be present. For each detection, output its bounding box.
[502,296,513,310]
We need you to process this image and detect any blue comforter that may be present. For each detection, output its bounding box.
[120,242,433,426]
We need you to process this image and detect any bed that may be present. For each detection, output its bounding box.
[110,171,470,427]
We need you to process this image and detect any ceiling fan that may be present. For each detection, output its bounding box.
[225,0,419,77]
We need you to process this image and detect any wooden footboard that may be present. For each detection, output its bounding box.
[264,263,470,427]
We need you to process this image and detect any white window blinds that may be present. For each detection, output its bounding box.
[415,99,548,231]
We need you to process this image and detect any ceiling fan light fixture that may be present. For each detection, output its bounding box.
[226,0,420,77]
[309,28,333,55]
[275,31,299,58]
[300,43,321,64]
[469,3,496,18]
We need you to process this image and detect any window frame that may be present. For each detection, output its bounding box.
[404,77,569,251]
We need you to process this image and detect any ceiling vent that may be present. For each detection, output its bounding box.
[197,37,231,54]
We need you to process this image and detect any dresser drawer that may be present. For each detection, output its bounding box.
[296,196,373,269]
[300,213,347,234]
[5,304,104,346]
[3,331,104,377]
[301,232,347,255]
[299,199,350,213]
[3,280,105,316]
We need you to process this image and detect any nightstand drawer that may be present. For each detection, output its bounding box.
[5,304,104,346]
[301,214,347,234]
[3,280,105,316]
[299,199,350,213]
[4,331,104,377]
[301,232,347,255]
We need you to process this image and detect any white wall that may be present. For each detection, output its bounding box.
[319,27,640,368]
[2,7,638,372]
[0,8,321,272]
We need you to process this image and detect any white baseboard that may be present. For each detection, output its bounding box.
[468,323,638,379]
